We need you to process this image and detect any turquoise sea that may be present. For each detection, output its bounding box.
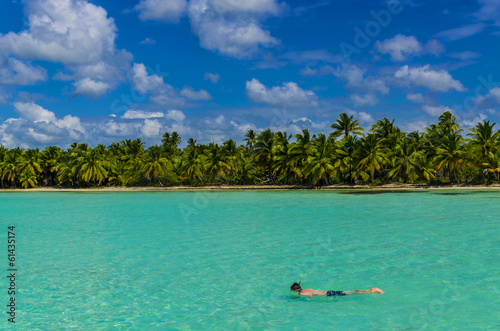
[1,190,499,330]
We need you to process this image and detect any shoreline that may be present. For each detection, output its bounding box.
[1,183,500,192]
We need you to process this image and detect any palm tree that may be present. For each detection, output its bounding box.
[181,147,205,183]
[438,111,460,135]
[370,118,399,139]
[233,159,258,185]
[141,145,170,185]
[19,170,38,189]
[205,143,231,182]
[75,148,110,185]
[254,129,275,181]
[2,148,23,187]
[186,138,198,150]
[468,120,498,161]
[162,132,181,157]
[18,149,42,176]
[357,134,389,182]
[243,130,257,152]
[120,139,146,185]
[305,134,335,185]
[40,146,61,186]
[330,112,364,138]
[483,152,500,183]
[407,131,424,145]
[289,129,312,179]
[273,131,293,182]
[434,133,465,183]
[0,146,6,187]
[389,139,420,183]
[334,136,359,183]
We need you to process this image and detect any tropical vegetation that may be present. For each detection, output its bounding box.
[1,111,500,188]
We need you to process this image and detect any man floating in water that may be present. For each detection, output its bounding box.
[290,282,384,297]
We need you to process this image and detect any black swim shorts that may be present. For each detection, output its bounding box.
[326,290,347,296]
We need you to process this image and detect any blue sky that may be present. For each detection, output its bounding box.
[1,0,500,148]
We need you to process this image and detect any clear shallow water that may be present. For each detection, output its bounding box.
[1,190,499,330]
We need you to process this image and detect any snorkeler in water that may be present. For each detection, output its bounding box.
[290,282,384,297]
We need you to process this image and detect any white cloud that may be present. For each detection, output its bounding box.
[13,102,85,137]
[461,113,487,127]
[486,87,500,102]
[73,78,110,99]
[187,0,282,58]
[56,115,85,137]
[300,67,317,76]
[102,120,134,137]
[245,78,318,107]
[14,102,57,123]
[358,111,374,124]
[434,23,486,41]
[0,0,118,64]
[334,65,389,94]
[0,0,132,98]
[406,93,425,103]
[5,102,85,145]
[350,94,378,107]
[165,110,186,122]
[475,0,500,26]
[204,72,220,83]
[135,0,187,22]
[422,105,455,116]
[332,65,388,107]
[141,119,162,137]
[345,109,374,125]
[334,65,365,86]
[180,86,212,100]
[394,65,466,92]
[0,57,47,85]
[140,38,156,45]
[122,110,165,119]
[281,49,343,65]
[27,128,54,143]
[470,86,500,109]
[131,63,165,94]
[375,35,422,61]
[405,120,428,132]
[374,34,444,61]
[101,118,164,139]
[0,90,9,104]
[448,51,482,60]
[131,63,185,107]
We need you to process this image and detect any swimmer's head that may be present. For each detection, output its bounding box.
[290,282,302,292]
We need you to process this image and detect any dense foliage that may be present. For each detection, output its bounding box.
[1,111,500,188]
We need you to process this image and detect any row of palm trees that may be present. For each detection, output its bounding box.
[1,111,499,188]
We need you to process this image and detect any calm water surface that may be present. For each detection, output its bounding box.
[1,190,499,330]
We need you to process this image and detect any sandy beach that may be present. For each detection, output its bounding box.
[2,183,500,192]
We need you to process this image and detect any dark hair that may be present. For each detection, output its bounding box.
[290,282,301,291]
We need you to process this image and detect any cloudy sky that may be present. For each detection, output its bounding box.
[1,0,500,148]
